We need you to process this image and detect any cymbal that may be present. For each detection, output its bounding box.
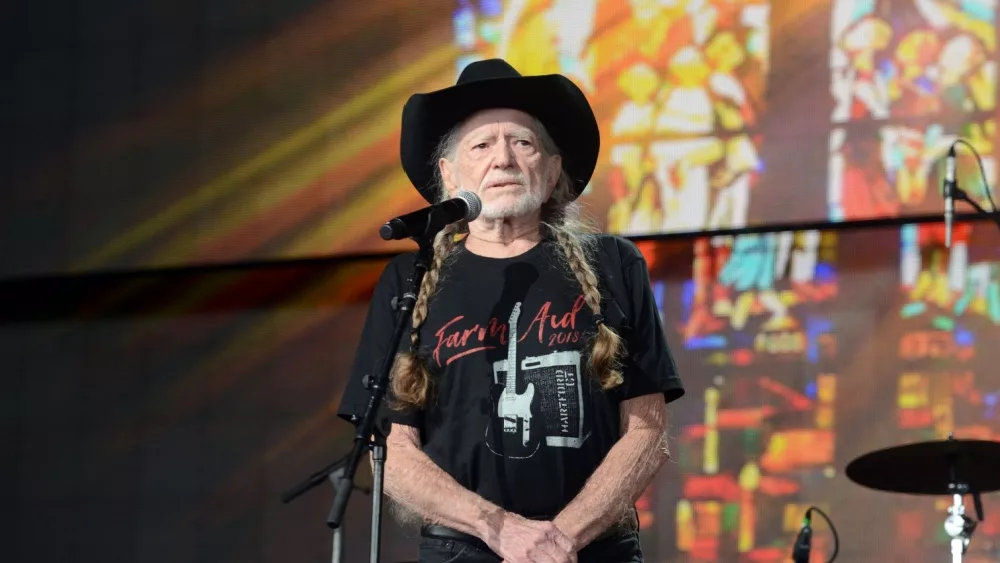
[845,437,1000,495]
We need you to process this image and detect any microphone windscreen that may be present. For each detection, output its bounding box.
[455,190,482,221]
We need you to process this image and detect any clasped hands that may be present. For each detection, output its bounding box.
[485,511,578,563]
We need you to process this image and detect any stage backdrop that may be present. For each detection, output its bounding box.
[3,0,998,279]
[3,220,999,563]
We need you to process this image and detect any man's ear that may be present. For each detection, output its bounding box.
[439,158,458,197]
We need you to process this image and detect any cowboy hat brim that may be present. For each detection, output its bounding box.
[400,72,600,204]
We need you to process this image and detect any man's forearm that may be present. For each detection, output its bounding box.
[384,439,504,541]
[553,428,668,549]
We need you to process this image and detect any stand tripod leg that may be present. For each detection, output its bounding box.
[371,439,387,563]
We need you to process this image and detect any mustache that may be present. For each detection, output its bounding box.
[481,174,526,188]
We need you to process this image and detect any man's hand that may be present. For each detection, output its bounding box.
[486,512,577,563]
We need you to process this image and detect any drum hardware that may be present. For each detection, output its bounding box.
[846,434,1000,563]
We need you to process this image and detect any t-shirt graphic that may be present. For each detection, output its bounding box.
[485,301,590,460]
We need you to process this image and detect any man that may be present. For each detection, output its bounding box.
[338,59,685,563]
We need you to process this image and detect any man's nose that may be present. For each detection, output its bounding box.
[491,141,514,167]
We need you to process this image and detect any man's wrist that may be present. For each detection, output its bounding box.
[553,513,584,551]
[473,505,507,545]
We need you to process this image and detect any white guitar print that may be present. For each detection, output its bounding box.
[485,302,540,458]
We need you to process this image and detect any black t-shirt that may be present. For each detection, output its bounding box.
[338,234,684,518]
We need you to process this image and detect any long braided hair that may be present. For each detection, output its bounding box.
[389,118,625,410]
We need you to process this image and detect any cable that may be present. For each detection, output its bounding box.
[951,138,998,213]
[807,505,840,563]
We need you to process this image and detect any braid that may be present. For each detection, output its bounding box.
[528,114,625,390]
[552,228,625,390]
[389,222,461,410]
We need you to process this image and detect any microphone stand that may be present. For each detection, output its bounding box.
[324,218,440,563]
[950,184,1000,234]
[280,451,372,563]
[952,187,993,218]
[330,465,347,563]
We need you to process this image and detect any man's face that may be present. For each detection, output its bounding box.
[439,108,562,220]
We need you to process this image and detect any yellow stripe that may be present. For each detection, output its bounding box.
[74,45,458,271]
[279,168,415,255]
[148,109,401,263]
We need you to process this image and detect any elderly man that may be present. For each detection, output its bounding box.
[339,59,685,563]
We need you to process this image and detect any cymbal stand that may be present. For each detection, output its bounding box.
[944,484,974,562]
[942,456,984,563]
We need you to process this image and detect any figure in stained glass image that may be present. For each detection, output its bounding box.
[831,0,996,122]
[683,231,827,340]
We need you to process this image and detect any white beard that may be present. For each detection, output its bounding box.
[480,187,546,220]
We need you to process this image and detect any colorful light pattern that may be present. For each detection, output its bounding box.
[634,222,999,561]
[828,0,998,222]
[456,0,770,237]
[662,229,840,561]
[7,1,1000,280]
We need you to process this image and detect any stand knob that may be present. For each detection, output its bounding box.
[945,514,967,538]
[362,374,383,391]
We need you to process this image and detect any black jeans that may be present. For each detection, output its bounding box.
[417,533,644,563]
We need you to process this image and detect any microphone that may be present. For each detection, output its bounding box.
[791,509,813,563]
[945,144,957,248]
[380,190,482,241]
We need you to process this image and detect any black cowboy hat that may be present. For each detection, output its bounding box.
[400,58,600,203]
